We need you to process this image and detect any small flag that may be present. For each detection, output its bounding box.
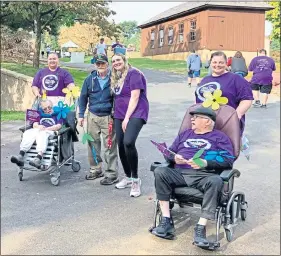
[26,109,40,122]
[150,140,176,158]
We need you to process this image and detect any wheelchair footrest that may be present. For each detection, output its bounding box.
[193,241,220,250]
[148,227,175,240]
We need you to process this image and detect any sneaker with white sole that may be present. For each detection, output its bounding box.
[115,177,132,189]
[130,178,141,197]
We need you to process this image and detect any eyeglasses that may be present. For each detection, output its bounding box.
[43,106,52,111]
[96,62,107,66]
[191,114,210,120]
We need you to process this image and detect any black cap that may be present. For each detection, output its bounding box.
[93,54,108,64]
[189,106,216,122]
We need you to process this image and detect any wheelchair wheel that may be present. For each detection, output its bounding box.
[153,200,162,228]
[241,209,247,221]
[225,228,234,242]
[72,160,81,172]
[51,176,60,186]
[18,172,23,181]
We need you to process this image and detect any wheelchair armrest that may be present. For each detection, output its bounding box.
[55,127,71,136]
[220,169,240,181]
[150,161,173,172]
[19,124,33,132]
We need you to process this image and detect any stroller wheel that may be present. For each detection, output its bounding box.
[18,172,23,181]
[51,176,60,186]
[72,160,81,172]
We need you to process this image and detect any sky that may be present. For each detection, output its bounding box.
[109,1,273,36]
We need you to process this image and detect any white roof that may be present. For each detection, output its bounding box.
[61,40,79,48]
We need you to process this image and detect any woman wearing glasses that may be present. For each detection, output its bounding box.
[111,53,149,197]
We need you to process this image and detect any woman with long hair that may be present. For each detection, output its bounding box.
[111,53,149,197]
[195,51,253,135]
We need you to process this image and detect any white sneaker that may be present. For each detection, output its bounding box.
[130,178,141,197]
[115,177,133,189]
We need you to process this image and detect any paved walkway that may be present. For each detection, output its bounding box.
[1,70,280,255]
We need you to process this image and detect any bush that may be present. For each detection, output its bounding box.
[0,26,33,64]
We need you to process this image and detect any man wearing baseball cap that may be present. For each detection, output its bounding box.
[79,54,118,185]
[151,106,235,248]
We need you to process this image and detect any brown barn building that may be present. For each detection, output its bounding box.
[138,2,273,64]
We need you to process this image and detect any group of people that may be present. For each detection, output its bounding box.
[94,37,125,57]
[187,49,276,108]
[10,47,276,247]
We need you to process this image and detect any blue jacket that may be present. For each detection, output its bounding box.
[79,70,113,118]
[186,53,202,71]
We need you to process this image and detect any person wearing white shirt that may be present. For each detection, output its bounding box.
[94,38,107,56]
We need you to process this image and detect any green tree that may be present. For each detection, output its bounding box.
[118,20,140,39]
[1,2,119,68]
[266,2,280,40]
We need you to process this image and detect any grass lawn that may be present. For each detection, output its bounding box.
[82,56,208,76]
[1,111,25,122]
[1,62,88,87]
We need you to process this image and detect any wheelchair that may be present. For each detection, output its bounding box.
[16,99,81,186]
[149,104,248,250]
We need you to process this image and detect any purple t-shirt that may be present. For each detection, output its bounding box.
[170,129,234,169]
[39,115,64,128]
[113,68,149,122]
[195,72,253,134]
[248,56,276,85]
[32,67,74,97]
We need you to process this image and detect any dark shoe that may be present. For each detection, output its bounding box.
[11,155,24,167]
[194,224,209,247]
[85,171,104,180]
[29,157,42,169]
[152,217,175,238]
[100,176,119,185]
[253,100,261,107]
[260,104,267,108]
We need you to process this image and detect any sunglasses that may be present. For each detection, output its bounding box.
[43,106,52,111]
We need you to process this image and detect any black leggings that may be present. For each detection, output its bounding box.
[114,118,144,178]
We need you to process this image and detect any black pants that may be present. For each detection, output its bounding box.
[154,166,223,220]
[114,118,144,178]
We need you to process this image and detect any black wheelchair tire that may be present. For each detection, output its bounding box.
[72,160,81,172]
[241,209,246,221]
[225,228,234,242]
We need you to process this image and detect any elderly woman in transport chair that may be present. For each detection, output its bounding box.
[151,107,234,247]
[195,51,253,135]
[10,100,64,169]
[111,53,149,197]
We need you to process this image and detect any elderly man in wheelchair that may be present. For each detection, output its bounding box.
[11,99,63,168]
[150,104,247,250]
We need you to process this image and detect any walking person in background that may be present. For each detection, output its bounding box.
[111,53,149,197]
[186,50,202,87]
[231,51,248,78]
[79,54,119,185]
[94,38,107,56]
[248,49,276,108]
[46,46,51,58]
[41,50,45,59]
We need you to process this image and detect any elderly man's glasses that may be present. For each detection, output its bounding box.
[96,62,107,67]
[43,106,52,111]
[191,114,211,120]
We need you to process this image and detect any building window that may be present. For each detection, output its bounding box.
[151,30,155,48]
[190,20,196,41]
[179,23,184,43]
[168,26,173,45]
[159,28,164,47]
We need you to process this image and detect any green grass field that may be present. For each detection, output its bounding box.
[1,111,25,122]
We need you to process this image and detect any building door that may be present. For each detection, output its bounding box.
[207,16,226,50]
